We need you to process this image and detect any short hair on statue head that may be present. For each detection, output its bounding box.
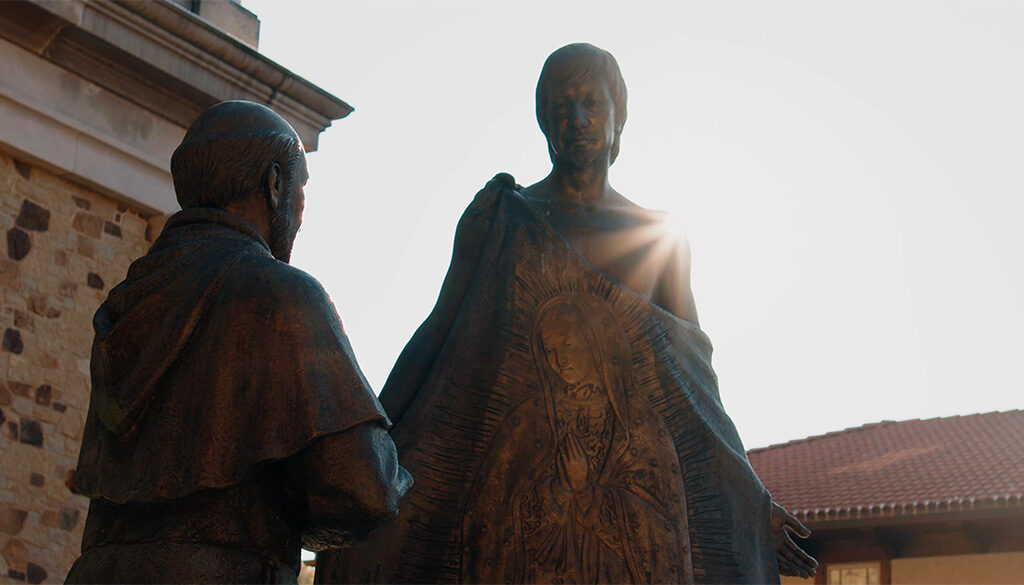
[535,43,628,156]
[171,129,302,210]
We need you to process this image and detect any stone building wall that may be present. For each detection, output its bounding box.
[0,149,150,584]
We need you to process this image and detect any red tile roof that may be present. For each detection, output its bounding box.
[747,411,1024,523]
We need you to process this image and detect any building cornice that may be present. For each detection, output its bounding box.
[0,35,184,214]
[0,0,352,151]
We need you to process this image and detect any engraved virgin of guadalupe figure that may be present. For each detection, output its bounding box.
[317,43,816,584]
[465,295,689,583]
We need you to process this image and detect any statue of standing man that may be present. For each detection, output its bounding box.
[317,44,815,583]
[67,101,412,584]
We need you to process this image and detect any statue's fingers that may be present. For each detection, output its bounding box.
[786,538,818,567]
[487,172,516,193]
[779,543,798,563]
[562,436,576,460]
[782,540,818,578]
[570,434,585,459]
[555,449,570,482]
[470,173,515,212]
[794,563,816,579]
[780,551,811,579]
[469,187,497,212]
[779,541,810,574]
[776,556,800,577]
[784,512,812,539]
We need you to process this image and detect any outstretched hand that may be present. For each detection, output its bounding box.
[771,501,818,578]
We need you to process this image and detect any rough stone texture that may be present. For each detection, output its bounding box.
[2,538,26,572]
[33,386,50,407]
[6,229,30,261]
[26,296,59,320]
[76,236,96,260]
[26,562,46,585]
[102,222,122,238]
[13,161,30,182]
[0,506,27,536]
[58,507,79,532]
[71,213,102,239]
[0,260,18,289]
[85,273,104,291]
[12,312,32,332]
[2,330,22,355]
[0,150,152,582]
[17,419,42,448]
[14,201,49,232]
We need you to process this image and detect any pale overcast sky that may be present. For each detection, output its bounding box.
[244,0,1023,450]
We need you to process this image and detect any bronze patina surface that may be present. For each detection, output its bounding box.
[317,45,815,583]
[66,101,411,584]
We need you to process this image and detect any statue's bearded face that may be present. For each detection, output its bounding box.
[268,148,308,263]
[544,73,617,169]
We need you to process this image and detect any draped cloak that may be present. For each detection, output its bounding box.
[317,184,778,584]
[70,208,387,581]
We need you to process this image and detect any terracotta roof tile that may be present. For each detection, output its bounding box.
[747,411,1024,522]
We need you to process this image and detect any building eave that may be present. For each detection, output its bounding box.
[797,495,1024,530]
[0,0,352,152]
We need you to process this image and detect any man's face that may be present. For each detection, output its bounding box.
[544,72,617,169]
[268,147,308,263]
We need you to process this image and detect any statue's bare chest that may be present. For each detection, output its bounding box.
[535,205,667,298]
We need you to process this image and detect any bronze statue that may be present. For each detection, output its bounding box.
[317,44,816,584]
[66,101,412,584]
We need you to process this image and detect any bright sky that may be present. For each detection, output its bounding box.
[245,0,1023,450]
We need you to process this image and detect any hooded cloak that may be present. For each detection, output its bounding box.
[73,208,387,504]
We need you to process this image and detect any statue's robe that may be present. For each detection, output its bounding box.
[68,208,389,583]
[317,183,778,584]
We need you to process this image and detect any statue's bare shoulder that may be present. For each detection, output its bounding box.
[518,182,698,323]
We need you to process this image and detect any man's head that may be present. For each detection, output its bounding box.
[536,43,628,167]
[170,100,308,262]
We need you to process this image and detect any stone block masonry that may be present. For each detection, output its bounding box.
[0,150,151,583]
